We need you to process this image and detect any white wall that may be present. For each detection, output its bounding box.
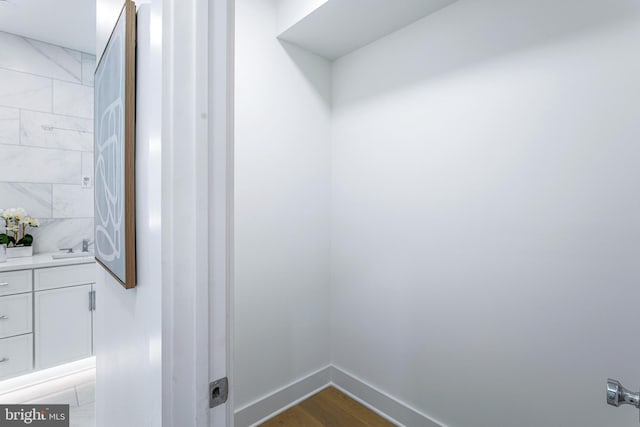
[331,1,640,426]
[0,0,95,54]
[94,2,163,427]
[276,0,327,34]
[96,0,128,59]
[235,0,332,411]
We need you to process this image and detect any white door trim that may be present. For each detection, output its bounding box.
[161,0,216,424]
[161,0,234,425]
[208,0,235,426]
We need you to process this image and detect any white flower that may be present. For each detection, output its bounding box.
[2,208,29,221]
[13,208,26,220]
[16,216,39,227]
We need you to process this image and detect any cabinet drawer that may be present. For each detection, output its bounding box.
[0,334,33,379]
[0,270,32,296]
[34,263,96,291]
[0,294,32,339]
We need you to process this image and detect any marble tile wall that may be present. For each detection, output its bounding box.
[0,31,95,254]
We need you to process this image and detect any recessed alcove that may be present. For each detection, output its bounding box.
[277,0,458,60]
[235,0,640,426]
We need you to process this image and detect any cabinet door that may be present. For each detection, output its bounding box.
[34,285,92,369]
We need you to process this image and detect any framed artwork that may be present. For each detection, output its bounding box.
[94,0,137,289]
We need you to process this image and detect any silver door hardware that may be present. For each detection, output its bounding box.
[0,315,8,320]
[0,358,8,363]
[608,379,640,407]
[209,377,228,408]
[607,379,640,421]
[89,290,96,311]
[0,283,8,287]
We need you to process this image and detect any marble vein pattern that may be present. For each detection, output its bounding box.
[81,54,96,87]
[53,185,94,218]
[32,218,94,254]
[0,32,95,254]
[0,106,19,145]
[81,152,94,185]
[2,367,96,427]
[0,183,52,218]
[70,403,95,427]
[25,388,77,405]
[0,68,52,112]
[0,31,82,83]
[53,81,94,119]
[70,378,96,427]
[21,110,93,151]
[0,144,82,184]
[75,381,95,407]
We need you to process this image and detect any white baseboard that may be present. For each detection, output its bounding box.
[234,364,445,427]
[234,365,332,427]
[330,365,445,427]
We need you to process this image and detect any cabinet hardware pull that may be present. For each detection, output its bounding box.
[0,283,8,287]
[89,290,96,311]
[0,316,8,320]
[0,358,8,363]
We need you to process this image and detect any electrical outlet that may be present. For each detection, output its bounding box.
[81,175,93,189]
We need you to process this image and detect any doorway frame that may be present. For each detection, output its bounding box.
[161,0,235,425]
[208,0,235,425]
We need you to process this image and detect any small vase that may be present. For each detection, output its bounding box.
[6,246,33,259]
[0,244,6,263]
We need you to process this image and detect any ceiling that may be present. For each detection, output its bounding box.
[0,0,96,54]
[278,0,458,60]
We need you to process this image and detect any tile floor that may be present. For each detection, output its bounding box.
[0,364,95,427]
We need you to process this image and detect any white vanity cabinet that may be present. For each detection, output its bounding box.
[34,283,93,369]
[0,270,32,296]
[0,257,95,379]
[0,270,34,380]
[0,335,33,379]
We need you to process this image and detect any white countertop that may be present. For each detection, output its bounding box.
[0,253,95,272]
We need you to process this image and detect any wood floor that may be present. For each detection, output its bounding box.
[261,387,395,427]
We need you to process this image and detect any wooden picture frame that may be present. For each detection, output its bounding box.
[94,0,137,289]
